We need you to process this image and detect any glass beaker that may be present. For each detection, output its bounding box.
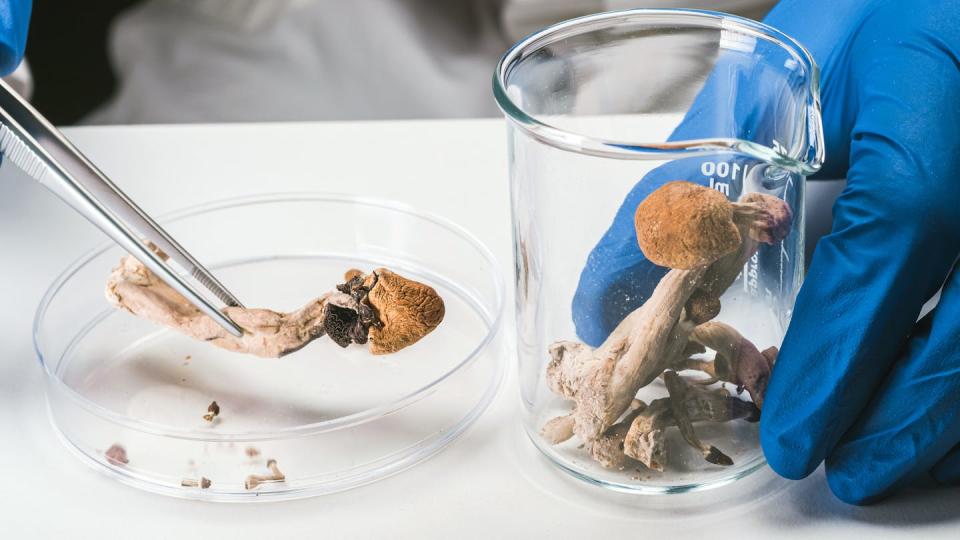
[494,9,823,493]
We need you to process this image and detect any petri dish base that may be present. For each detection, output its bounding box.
[34,194,505,501]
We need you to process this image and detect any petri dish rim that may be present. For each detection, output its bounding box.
[493,8,825,174]
[32,192,505,442]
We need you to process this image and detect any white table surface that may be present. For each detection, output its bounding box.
[1,119,957,539]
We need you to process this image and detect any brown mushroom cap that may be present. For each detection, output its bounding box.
[362,268,445,355]
[634,181,742,269]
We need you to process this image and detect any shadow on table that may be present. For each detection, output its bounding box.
[502,421,793,522]
[505,419,960,527]
[764,469,960,528]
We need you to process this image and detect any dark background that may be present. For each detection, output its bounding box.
[25,0,139,124]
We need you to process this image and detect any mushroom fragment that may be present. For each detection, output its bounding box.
[662,370,733,466]
[623,381,760,471]
[105,444,128,466]
[587,399,648,470]
[543,399,651,470]
[244,459,285,490]
[203,401,220,422]
[181,477,212,489]
[105,253,444,357]
[686,322,777,408]
[540,413,576,445]
[542,181,791,472]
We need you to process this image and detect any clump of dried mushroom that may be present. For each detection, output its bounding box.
[203,401,220,422]
[181,477,212,489]
[543,181,788,471]
[245,459,285,490]
[105,256,445,358]
[104,443,128,466]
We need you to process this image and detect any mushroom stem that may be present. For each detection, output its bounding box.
[621,398,671,471]
[244,459,285,490]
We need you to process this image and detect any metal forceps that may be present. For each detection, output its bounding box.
[0,79,245,337]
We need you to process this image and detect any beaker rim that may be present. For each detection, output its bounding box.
[493,8,824,174]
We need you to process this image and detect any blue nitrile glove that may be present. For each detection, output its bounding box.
[0,0,30,166]
[0,0,31,75]
[572,0,960,504]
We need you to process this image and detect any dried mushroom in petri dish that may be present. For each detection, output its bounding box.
[181,477,212,489]
[104,443,128,466]
[105,255,445,358]
[245,459,285,490]
[202,401,220,422]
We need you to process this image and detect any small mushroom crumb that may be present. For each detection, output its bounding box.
[244,447,260,458]
[181,477,212,489]
[244,459,285,490]
[203,401,220,422]
[105,444,128,466]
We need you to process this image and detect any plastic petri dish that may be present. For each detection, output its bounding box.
[33,193,505,501]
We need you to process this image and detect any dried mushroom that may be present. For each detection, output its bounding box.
[543,181,791,472]
[105,444,128,466]
[203,401,220,422]
[181,477,212,489]
[622,379,760,471]
[245,459,285,490]
[686,321,776,408]
[105,253,445,358]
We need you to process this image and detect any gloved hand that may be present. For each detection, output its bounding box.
[572,0,960,504]
[0,0,31,75]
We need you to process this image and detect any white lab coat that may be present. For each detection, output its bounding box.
[85,0,776,124]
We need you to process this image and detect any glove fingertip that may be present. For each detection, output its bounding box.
[825,464,881,506]
[760,420,822,481]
